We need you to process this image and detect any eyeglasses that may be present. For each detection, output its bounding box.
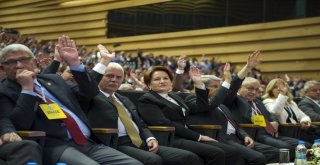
[245,86,259,92]
[1,56,33,66]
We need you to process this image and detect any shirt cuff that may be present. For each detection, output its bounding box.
[195,84,206,90]
[21,90,37,96]
[135,87,144,91]
[146,137,156,143]
[92,63,106,75]
[197,135,202,142]
[70,64,85,72]
[221,81,230,89]
[176,69,184,74]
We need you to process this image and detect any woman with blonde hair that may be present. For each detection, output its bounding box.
[262,78,311,130]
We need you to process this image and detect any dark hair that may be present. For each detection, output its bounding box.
[143,66,173,85]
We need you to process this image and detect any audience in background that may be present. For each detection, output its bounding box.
[1,27,320,164]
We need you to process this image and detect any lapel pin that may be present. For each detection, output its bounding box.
[47,82,52,86]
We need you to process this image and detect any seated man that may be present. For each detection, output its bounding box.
[298,80,320,121]
[177,51,278,164]
[87,62,202,165]
[223,71,308,161]
[0,36,141,165]
[0,118,42,165]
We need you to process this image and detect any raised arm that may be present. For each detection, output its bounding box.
[172,55,186,92]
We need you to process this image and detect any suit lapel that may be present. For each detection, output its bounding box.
[2,79,21,101]
[149,91,186,117]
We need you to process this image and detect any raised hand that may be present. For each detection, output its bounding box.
[57,35,80,66]
[247,50,260,69]
[237,50,261,79]
[177,55,186,70]
[16,69,35,91]
[97,44,115,66]
[53,45,62,62]
[276,80,289,95]
[223,63,232,83]
[189,66,203,86]
[130,71,147,90]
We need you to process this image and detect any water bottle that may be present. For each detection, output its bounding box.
[56,163,67,165]
[295,140,307,165]
[26,163,38,165]
[312,139,320,149]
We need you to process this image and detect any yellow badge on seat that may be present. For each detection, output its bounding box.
[39,103,67,120]
[251,115,266,127]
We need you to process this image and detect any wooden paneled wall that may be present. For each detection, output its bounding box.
[1,0,320,80]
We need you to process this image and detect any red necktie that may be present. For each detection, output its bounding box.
[34,86,87,146]
[248,101,277,137]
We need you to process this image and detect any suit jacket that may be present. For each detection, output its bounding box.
[0,70,99,165]
[87,92,154,146]
[0,118,16,137]
[137,87,212,141]
[298,97,320,122]
[223,76,277,136]
[215,105,248,141]
[263,96,311,124]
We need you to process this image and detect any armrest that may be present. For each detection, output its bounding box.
[239,124,260,140]
[148,126,175,147]
[311,122,320,126]
[92,128,118,134]
[239,124,260,128]
[189,124,222,129]
[17,131,46,147]
[278,123,301,138]
[17,131,46,137]
[189,124,222,139]
[92,128,118,148]
[148,126,175,132]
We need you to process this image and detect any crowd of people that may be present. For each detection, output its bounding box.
[0,28,320,165]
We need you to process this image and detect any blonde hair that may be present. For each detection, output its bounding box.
[262,78,293,103]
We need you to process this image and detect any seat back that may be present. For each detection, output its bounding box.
[239,124,260,140]
[18,131,46,147]
[278,123,301,138]
[116,90,146,107]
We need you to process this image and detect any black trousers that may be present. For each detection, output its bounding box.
[117,135,203,165]
[172,137,240,165]
[0,140,42,165]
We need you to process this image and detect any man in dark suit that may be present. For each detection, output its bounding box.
[87,62,202,165]
[223,75,303,161]
[0,117,42,165]
[298,80,320,121]
[197,76,279,164]
[182,51,278,164]
[0,36,141,165]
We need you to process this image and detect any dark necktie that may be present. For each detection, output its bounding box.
[34,85,87,146]
[217,107,238,132]
[109,96,142,148]
[248,101,277,137]
[284,106,298,123]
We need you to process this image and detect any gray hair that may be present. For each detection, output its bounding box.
[201,75,221,84]
[303,80,319,91]
[242,77,260,86]
[106,62,124,75]
[0,44,34,62]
